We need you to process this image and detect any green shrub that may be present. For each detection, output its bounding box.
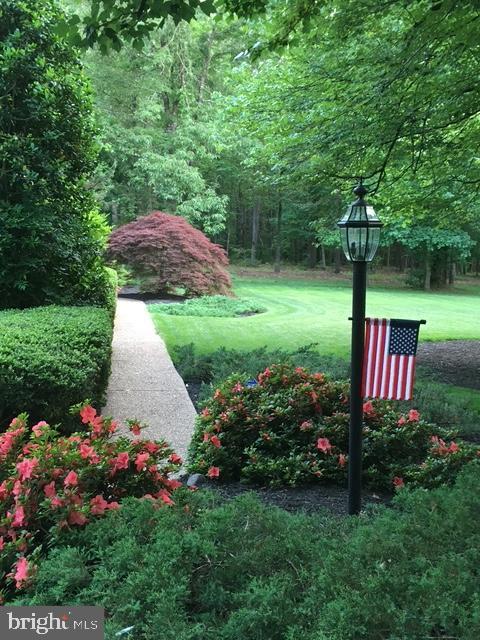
[172,343,349,388]
[0,306,113,429]
[188,363,478,489]
[149,295,266,317]
[0,0,111,309]
[16,465,480,639]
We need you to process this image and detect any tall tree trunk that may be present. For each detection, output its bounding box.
[251,200,260,266]
[320,244,326,269]
[448,259,456,285]
[386,245,391,268]
[307,243,317,269]
[274,199,282,273]
[424,253,432,291]
[334,247,341,273]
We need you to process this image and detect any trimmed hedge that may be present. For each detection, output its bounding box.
[15,464,480,639]
[0,306,113,429]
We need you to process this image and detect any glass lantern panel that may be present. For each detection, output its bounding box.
[365,226,381,262]
[340,227,350,260]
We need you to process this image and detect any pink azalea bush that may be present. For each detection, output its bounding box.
[188,363,480,488]
[0,407,183,599]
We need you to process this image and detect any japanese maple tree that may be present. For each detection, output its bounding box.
[108,211,232,296]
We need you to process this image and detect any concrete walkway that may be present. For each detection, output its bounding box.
[103,298,197,460]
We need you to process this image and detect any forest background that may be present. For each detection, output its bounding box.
[62,0,480,290]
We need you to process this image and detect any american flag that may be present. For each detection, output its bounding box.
[362,318,422,401]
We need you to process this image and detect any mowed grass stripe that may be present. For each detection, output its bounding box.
[150,277,480,358]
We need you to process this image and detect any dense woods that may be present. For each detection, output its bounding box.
[61,0,480,288]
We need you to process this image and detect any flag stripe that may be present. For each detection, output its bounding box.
[380,321,391,398]
[361,318,372,396]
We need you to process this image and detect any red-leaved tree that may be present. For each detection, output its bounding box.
[108,212,232,296]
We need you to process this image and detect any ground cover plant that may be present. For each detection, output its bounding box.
[0,406,182,601]
[149,296,266,318]
[150,276,480,358]
[188,363,479,489]
[0,307,113,429]
[14,464,480,639]
[108,212,232,297]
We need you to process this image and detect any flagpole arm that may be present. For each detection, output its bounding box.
[348,261,367,516]
[348,318,427,324]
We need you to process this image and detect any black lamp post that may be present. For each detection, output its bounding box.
[337,180,382,515]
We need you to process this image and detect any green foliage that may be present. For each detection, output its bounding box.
[17,464,480,639]
[0,306,113,429]
[0,0,110,309]
[150,296,266,318]
[188,363,478,488]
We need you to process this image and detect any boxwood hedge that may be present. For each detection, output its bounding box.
[0,306,113,429]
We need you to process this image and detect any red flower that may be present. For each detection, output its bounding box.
[338,454,347,467]
[106,501,120,510]
[448,442,459,454]
[201,407,211,418]
[16,458,39,482]
[68,510,88,526]
[90,494,109,516]
[363,401,375,417]
[207,466,220,478]
[32,421,48,437]
[397,416,407,426]
[157,490,174,506]
[109,452,130,473]
[316,438,332,454]
[130,422,141,436]
[79,405,97,425]
[135,452,150,472]
[300,420,313,431]
[144,442,160,454]
[408,409,420,422]
[12,505,26,528]
[169,453,182,464]
[43,481,56,499]
[12,557,30,589]
[210,435,221,448]
[393,476,404,489]
[64,471,78,487]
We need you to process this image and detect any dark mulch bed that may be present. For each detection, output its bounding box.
[119,285,185,304]
[182,475,391,515]
[417,340,480,390]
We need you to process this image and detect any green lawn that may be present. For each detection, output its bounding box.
[150,276,480,358]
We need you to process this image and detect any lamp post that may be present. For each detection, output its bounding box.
[337,180,382,515]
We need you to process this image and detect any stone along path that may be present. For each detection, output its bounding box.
[103,298,197,461]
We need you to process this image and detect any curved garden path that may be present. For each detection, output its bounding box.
[103,298,197,460]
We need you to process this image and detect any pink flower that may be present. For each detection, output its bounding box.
[363,401,376,417]
[316,438,332,454]
[144,442,160,454]
[135,452,150,472]
[408,409,420,422]
[90,494,109,516]
[68,510,88,526]
[163,478,183,490]
[210,435,221,449]
[64,471,78,487]
[79,443,94,459]
[169,453,182,464]
[157,490,174,506]
[43,481,56,499]
[201,407,211,418]
[106,501,120,510]
[0,480,8,500]
[300,420,313,431]
[13,557,30,589]
[448,442,459,453]
[16,458,39,482]
[12,505,25,528]
[207,466,220,478]
[232,382,243,393]
[32,421,48,437]
[0,537,4,551]
[130,422,141,436]
[397,416,407,426]
[393,476,405,489]
[338,454,347,467]
[203,432,210,443]
[109,452,130,474]
[79,405,97,425]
